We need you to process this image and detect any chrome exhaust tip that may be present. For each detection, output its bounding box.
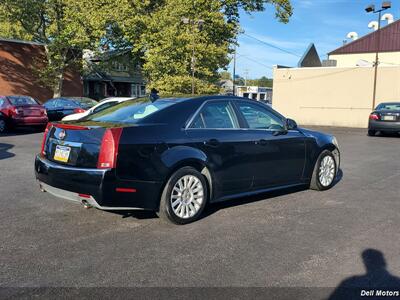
[81,200,92,209]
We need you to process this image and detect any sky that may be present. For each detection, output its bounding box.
[231,0,400,79]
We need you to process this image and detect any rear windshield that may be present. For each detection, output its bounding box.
[78,98,98,106]
[8,96,38,106]
[83,97,175,124]
[376,103,400,111]
[67,98,97,108]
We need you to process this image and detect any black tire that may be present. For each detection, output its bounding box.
[367,129,376,136]
[0,117,7,133]
[158,167,208,225]
[310,150,337,191]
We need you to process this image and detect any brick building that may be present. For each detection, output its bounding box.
[0,38,83,103]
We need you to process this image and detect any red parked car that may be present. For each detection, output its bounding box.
[0,95,48,133]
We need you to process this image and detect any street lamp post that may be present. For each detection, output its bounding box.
[182,17,204,95]
[365,2,391,110]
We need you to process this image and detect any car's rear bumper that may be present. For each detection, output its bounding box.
[34,155,162,210]
[12,116,48,126]
[369,120,400,132]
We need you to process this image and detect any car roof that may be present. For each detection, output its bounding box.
[47,97,96,102]
[100,97,136,102]
[5,95,35,99]
[157,95,249,103]
[378,102,400,105]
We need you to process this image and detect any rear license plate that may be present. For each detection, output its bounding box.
[383,115,396,121]
[54,145,71,163]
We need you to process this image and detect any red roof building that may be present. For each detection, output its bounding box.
[328,19,400,67]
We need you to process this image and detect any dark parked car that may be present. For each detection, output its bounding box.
[0,95,48,133]
[43,97,98,121]
[35,96,340,224]
[368,102,400,136]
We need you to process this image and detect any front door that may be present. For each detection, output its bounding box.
[233,101,306,189]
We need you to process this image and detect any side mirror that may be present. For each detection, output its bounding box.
[286,118,298,130]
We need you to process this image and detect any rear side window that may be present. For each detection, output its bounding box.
[7,96,38,106]
[0,98,4,107]
[190,101,239,129]
[85,97,174,124]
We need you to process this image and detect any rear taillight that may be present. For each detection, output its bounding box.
[74,108,86,114]
[370,113,379,120]
[97,128,123,169]
[9,106,18,117]
[41,123,52,155]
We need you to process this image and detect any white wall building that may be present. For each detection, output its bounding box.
[236,86,273,103]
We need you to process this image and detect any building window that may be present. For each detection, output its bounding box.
[140,85,146,96]
[131,84,138,97]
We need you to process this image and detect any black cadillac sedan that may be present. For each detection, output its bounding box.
[368,102,400,136]
[35,96,340,224]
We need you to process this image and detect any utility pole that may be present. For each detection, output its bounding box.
[233,44,236,96]
[182,17,204,96]
[365,2,391,110]
[244,69,249,86]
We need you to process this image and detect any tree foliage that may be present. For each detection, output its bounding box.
[0,0,292,95]
[0,0,124,96]
[119,0,292,94]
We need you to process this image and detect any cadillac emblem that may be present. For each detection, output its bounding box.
[58,130,66,140]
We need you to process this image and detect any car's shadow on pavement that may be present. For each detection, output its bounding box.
[0,127,44,137]
[0,143,15,160]
[112,169,344,222]
[372,132,400,139]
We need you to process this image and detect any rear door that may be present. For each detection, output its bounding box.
[233,101,306,189]
[185,100,253,199]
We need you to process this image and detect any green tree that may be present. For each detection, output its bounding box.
[258,76,273,87]
[0,0,123,97]
[120,0,292,95]
[0,0,291,96]
[220,71,232,80]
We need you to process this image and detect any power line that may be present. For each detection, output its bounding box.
[236,54,274,69]
[241,32,302,58]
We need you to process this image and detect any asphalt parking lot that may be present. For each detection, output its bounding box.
[0,127,400,293]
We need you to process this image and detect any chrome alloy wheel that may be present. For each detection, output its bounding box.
[170,175,204,219]
[319,156,336,187]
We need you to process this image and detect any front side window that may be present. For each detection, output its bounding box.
[237,102,284,130]
[190,101,239,129]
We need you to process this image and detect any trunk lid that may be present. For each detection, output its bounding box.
[375,110,400,122]
[45,123,107,168]
[15,105,46,117]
